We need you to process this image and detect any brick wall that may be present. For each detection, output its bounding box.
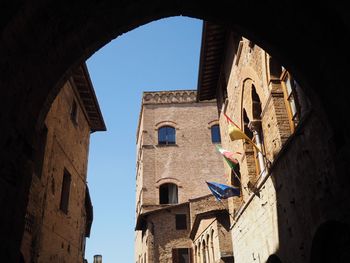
[20,82,91,263]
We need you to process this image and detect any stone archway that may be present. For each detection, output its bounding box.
[1,1,350,262]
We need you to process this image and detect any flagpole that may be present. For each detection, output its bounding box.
[220,111,241,129]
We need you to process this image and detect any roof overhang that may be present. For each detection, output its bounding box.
[70,63,106,132]
[189,209,227,240]
[197,21,227,101]
[135,202,189,230]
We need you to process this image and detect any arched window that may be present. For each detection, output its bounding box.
[197,243,201,263]
[210,230,215,262]
[206,235,211,263]
[159,183,178,204]
[202,240,207,263]
[252,85,262,120]
[211,124,221,143]
[158,126,176,145]
[250,85,265,177]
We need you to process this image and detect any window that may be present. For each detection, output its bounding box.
[172,248,192,263]
[210,230,215,261]
[281,71,300,132]
[60,169,72,214]
[175,214,187,230]
[231,163,241,190]
[210,125,221,143]
[70,99,78,124]
[159,183,178,204]
[243,109,253,139]
[158,126,176,145]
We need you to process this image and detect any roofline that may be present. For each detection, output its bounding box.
[196,21,228,101]
[189,209,228,240]
[70,63,106,132]
[136,89,215,144]
[196,21,208,102]
[188,193,213,202]
[135,202,189,230]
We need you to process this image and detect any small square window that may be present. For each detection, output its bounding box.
[175,214,187,230]
[60,169,71,214]
[172,248,191,263]
[211,125,221,143]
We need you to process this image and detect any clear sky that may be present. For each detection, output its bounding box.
[85,16,203,262]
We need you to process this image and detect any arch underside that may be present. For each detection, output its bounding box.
[1,1,350,262]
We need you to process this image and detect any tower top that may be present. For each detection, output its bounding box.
[142,90,197,105]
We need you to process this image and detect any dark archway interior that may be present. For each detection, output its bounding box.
[266,254,282,263]
[310,221,350,263]
[1,1,350,262]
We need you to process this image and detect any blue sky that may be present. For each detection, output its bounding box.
[85,16,203,262]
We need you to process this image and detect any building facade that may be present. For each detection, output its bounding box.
[134,90,226,262]
[197,21,350,263]
[20,64,106,263]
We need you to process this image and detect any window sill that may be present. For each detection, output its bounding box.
[156,144,178,147]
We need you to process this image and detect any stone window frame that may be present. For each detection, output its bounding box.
[155,177,182,188]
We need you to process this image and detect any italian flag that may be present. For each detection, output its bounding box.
[216,145,240,169]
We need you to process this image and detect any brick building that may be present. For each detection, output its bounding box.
[1,3,350,262]
[197,21,349,262]
[20,64,106,263]
[134,90,227,262]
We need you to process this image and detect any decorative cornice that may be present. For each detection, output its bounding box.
[142,90,197,105]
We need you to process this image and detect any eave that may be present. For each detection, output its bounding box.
[70,63,106,132]
[197,21,227,101]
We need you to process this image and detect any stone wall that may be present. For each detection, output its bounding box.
[218,36,350,262]
[20,82,91,263]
